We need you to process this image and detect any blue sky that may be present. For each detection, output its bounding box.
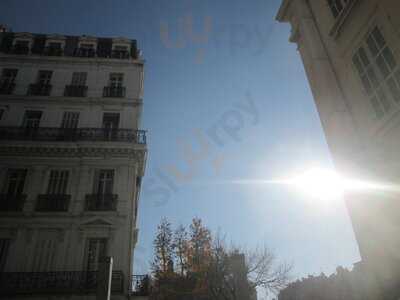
[1,0,360,282]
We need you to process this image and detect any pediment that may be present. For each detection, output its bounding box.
[81,218,113,226]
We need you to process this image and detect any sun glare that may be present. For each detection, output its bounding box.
[285,168,345,201]
[281,167,386,202]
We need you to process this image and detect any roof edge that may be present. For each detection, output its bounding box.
[276,0,292,22]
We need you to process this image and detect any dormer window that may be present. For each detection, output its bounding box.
[75,42,96,58]
[45,42,63,56]
[327,0,350,18]
[13,40,30,55]
[112,44,130,59]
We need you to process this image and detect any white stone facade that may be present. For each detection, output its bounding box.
[277,0,400,294]
[0,32,147,299]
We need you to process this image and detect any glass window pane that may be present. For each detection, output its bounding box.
[366,35,379,57]
[361,75,373,95]
[382,47,396,70]
[352,55,364,74]
[358,48,370,67]
[376,54,390,78]
[372,27,386,49]
[367,68,380,88]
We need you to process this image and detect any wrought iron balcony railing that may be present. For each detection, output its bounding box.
[43,46,63,56]
[103,86,126,98]
[0,81,15,95]
[0,127,147,144]
[0,270,124,295]
[11,45,30,55]
[35,194,71,212]
[27,83,52,96]
[131,275,150,296]
[85,194,118,211]
[0,194,26,212]
[112,50,130,59]
[73,48,96,58]
[64,85,88,97]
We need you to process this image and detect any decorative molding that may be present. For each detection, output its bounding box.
[0,53,144,66]
[0,95,143,107]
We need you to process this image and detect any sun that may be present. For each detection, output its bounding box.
[286,168,345,202]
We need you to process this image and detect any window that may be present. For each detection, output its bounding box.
[14,40,29,48]
[80,43,94,50]
[32,233,57,272]
[47,170,69,194]
[71,72,87,86]
[353,26,400,119]
[48,42,61,49]
[114,45,128,51]
[109,73,123,87]
[102,113,120,130]
[327,0,350,18]
[85,238,107,271]
[1,69,17,85]
[94,170,114,195]
[22,110,42,128]
[3,169,26,196]
[0,109,4,120]
[61,111,79,129]
[0,239,10,271]
[37,70,52,85]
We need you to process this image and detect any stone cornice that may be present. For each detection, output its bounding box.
[0,53,144,67]
[0,94,143,107]
[276,0,292,22]
[0,144,145,158]
[0,144,147,175]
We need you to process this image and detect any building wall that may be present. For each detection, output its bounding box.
[0,32,147,298]
[277,0,400,289]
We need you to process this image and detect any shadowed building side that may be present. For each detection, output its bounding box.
[277,0,400,297]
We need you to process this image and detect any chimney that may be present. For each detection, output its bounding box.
[0,24,9,33]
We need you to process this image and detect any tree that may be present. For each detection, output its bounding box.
[152,218,174,277]
[150,218,292,300]
[187,218,212,273]
[173,225,188,276]
[245,246,292,296]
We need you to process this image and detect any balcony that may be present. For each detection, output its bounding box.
[43,46,63,56]
[73,47,96,58]
[112,50,130,59]
[85,194,118,211]
[28,83,52,96]
[11,45,30,55]
[0,81,15,95]
[103,86,126,98]
[0,271,124,295]
[64,85,88,97]
[0,194,26,212]
[0,127,147,144]
[35,194,71,212]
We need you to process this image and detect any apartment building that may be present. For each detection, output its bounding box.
[0,29,148,299]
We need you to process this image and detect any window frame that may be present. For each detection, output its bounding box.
[37,70,53,85]
[46,170,69,195]
[3,169,27,196]
[352,24,400,120]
